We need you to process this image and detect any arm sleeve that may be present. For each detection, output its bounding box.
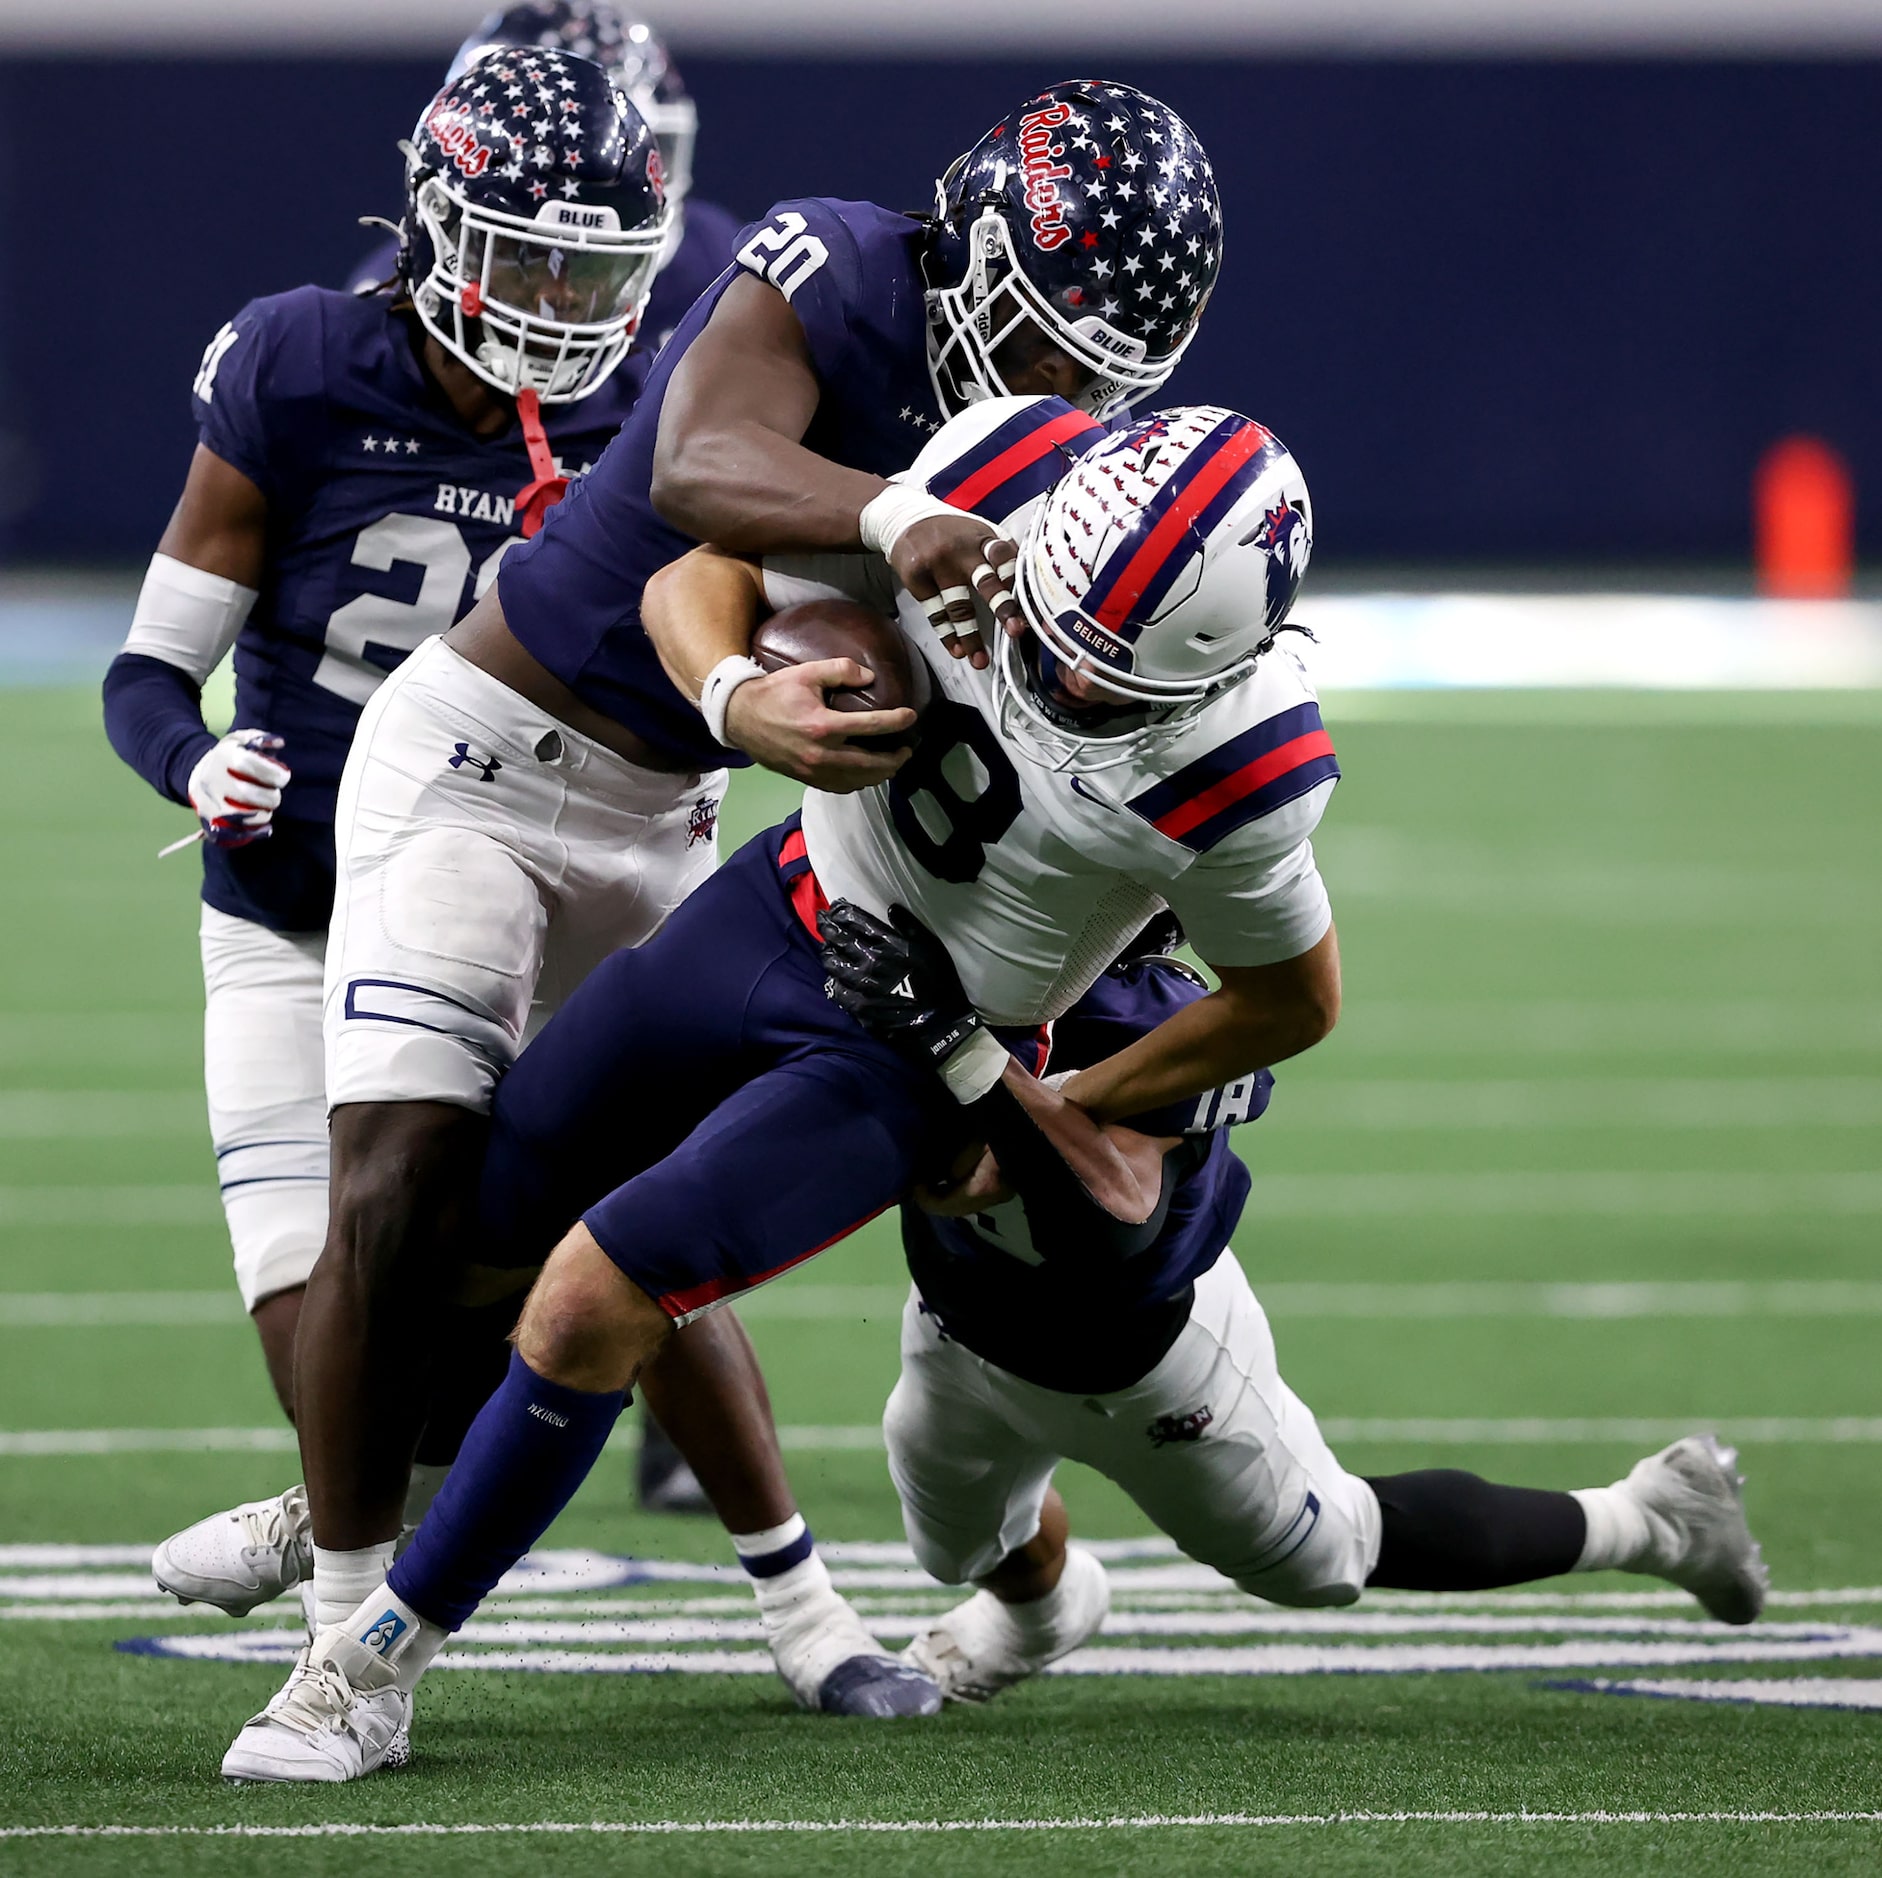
[102,654,217,807]
[1161,786,1336,969]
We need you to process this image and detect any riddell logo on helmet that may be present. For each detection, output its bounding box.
[1017,102,1075,251]
[428,103,491,179]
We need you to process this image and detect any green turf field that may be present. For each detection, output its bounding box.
[1,683,1877,1875]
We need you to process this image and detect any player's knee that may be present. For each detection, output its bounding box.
[516,1225,666,1394]
[324,1103,475,1287]
[897,1506,999,1587]
[1229,1496,1375,1609]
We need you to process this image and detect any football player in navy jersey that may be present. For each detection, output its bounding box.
[266,80,1224,1697]
[819,910,1769,1701]
[350,4,742,355]
[102,48,673,1579]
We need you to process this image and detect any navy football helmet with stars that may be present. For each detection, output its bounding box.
[450,3,699,214]
[925,80,1223,422]
[403,46,669,402]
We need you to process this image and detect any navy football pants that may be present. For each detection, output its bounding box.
[477,819,958,1319]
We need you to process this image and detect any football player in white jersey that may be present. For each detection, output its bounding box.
[212,396,1358,1781]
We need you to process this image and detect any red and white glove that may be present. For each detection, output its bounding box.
[188,730,291,848]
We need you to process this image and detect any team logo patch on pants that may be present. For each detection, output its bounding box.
[1147,1405,1214,1447]
[687,795,719,848]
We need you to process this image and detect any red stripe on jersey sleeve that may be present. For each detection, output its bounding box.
[1152,729,1338,841]
[939,410,1102,514]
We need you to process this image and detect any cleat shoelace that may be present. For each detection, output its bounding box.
[237,1487,310,1569]
[271,1662,364,1740]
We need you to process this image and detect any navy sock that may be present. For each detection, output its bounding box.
[1365,1469,1587,1590]
[389,1349,625,1630]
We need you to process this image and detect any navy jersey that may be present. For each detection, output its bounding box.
[343,197,741,352]
[496,198,944,768]
[901,959,1272,1395]
[173,286,646,931]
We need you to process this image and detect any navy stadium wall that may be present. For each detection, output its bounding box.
[0,56,1875,567]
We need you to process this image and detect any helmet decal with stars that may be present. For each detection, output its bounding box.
[925,79,1222,422]
[401,45,669,404]
[450,4,699,212]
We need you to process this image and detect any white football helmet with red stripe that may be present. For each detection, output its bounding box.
[997,405,1312,772]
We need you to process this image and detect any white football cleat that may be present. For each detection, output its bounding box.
[1621,1433,1769,1625]
[903,1544,1110,1704]
[153,1483,311,1617]
[764,1589,941,1717]
[221,1627,411,1784]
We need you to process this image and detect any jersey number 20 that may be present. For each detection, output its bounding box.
[887,701,1022,885]
[735,212,830,303]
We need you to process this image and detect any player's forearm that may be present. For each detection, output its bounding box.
[654,420,889,555]
[982,1063,1169,1227]
[650,273,890,554]
[642,547,770,701]
[101,653,217,806]
[1062,930,1341,1125]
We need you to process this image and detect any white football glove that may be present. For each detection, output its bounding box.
[188,730,291,849]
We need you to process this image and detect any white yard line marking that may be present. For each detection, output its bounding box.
[7,1416,1882,1457]
[12,1279,1882,1328]
[0,1093,205,1139]
[0,1428,298,1456]
[1277,1077,1882,1131]
[1328,1000,1882,1057]
[119,1629,1882,1677]
[0,1293,241,1327]
[1251,1173,1882,1217]
[0,1187,221,1227]
[1557,1677,1882,1711]
[6,1812,1880,1840]
[1261,1281,1882,1319]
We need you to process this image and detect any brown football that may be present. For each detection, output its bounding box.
[751,598,931,753]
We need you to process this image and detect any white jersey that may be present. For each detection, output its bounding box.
[769,398,1339,1028]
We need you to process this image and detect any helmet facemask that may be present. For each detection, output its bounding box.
[992,541,1254,775]
[925,198,1192,423]
[409,174,668,403]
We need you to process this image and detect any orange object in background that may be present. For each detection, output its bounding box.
[1755,436,1854,597]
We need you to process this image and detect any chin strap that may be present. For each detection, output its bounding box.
[513,387,569,540]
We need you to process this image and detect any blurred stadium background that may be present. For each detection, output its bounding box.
[0,3,1878,1870]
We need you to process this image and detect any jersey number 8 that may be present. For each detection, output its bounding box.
[887,701,1022,885]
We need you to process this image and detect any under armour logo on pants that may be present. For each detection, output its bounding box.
[449,742,502,782]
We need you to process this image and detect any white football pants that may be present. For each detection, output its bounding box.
[884,1251,1383,1606]
[200,905,328,1310]
[324,636,727,1113]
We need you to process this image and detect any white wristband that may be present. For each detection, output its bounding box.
[698,654,766,747]
[938,1028,1011,1106]
[858,482,965,560]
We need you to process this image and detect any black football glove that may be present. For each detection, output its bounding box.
[818,900,983,1072]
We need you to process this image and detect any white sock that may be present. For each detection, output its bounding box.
[401,1463,451,1531]
[1570,1485,1654,1573]
[312,1542,397,1629]
[732,1516,841,1633]
[988,1561,1082,1649]
[336,1585,450,1694]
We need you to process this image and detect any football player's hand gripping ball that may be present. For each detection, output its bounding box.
[188,730,291,848]
[818,900,982,1073]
